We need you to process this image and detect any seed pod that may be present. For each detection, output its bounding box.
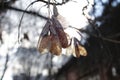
[37,35,51,54]
[49,24,62,55]
[52,16,69,48]
[77,44,87,56]
[37,19,51,54]
[50,35,62,55]
[74,38,87,58]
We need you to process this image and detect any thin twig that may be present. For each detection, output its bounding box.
[18,1,40,43]
[80,29,120,44]
[37,0,70,5]
[3,5,48,20]
[69,26,120,44]
[0,54,9,80]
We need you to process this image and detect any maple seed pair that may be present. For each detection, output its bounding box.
[73,38,87,58]
[37,16,69,55]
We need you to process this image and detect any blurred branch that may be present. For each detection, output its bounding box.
[80,29,120,44]
[37,0,70,5]
[0,4,48,20]
[0,29,3,44]
[81,3,120,44]
[0,54,9,80]
[69,26,120,44]
[107,33,120,38]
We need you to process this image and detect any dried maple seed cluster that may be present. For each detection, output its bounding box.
[37,4,87,58]
[37,16,69,55]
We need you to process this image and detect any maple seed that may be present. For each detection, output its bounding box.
[52,16,69,48]
[37,20,51,54]
[50,35,62,55]
[74,38,87,58]
[37,35,51,54]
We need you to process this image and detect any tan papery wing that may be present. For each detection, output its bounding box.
[52,16,69,48]
[50,35,62,55]
[37,35,51,54]
[37,20,51,54]
[77,45,87,56]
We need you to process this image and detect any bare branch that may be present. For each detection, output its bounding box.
[0,54,9,80]
[69,26,120,44]
[80,29,120,44]
[2,5,48,20]
[37,0,70,5]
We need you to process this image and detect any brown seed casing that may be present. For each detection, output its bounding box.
[50,35,62,55]
[37,35,51,54]
[37,19,51,54]
[74,38,87,58]
[52,16,69,48]
[77,44,87,56]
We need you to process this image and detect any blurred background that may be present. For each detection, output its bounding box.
[0,0,120,80]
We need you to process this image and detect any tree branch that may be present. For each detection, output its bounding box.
[69,26,120,44]
[37,0,70,5]
[80,29,120,44]
[0,4,48,20]
[0,54,9,80]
